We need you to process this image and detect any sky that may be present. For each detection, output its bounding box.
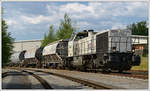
[2,1,148,41]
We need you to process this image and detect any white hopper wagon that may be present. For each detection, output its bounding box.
[42,39,68,68]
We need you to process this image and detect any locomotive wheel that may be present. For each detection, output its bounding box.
[118,69,123,73]
[79,66,86,72]
[102,68,111,73]
[102,69,109,73]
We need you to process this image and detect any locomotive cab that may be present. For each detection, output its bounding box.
[68,31,89,57]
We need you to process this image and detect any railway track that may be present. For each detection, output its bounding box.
[6,67,148,79]
[22,70,53,89]
[2,72,8,78]
[85,69,148,79]
[26,69,119,89]
[128,70,148,75]
[108,72,148,79]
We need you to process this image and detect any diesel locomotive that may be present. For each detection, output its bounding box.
[17,29,141,72]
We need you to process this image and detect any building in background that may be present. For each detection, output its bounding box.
[13,39,42,53]
[11,39,42,62]
[132,35,148,56]
[132,35,148,50]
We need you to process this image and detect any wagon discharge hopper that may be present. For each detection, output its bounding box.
[42,39,68,68]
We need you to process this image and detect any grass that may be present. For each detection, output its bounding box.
[131,56,148,71]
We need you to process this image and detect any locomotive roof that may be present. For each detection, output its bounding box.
[95,29,131,35]
[77,32,88,36]
[77,31,97,36]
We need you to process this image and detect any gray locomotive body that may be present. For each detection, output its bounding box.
[67,29,140,72]
[95,29,133,72]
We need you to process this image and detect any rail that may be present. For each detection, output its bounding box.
[28,69,121,89]
[22,70,53,89]
[2,72,8,78]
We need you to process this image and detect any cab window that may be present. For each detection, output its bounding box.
[74,32,88,41]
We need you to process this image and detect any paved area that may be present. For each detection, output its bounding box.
[2,69,44,89]
[2,71,31,89]
[27,68,148,89]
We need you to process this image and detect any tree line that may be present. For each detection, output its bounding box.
[127,21,148,36]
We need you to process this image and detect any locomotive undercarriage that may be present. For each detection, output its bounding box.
[67,54,99,71]
[97,52,140,72]
[66,52,140,72]
[21,52,140,73]
[99,53,132,72]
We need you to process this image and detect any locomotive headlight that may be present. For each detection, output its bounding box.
[132,47,135,53]
[132,49,135,52]
[112,47,116,52]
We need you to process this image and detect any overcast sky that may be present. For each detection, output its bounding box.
[2,1,148,41]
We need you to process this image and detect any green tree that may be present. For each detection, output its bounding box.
[41,25,56,47]
[41,13,76,46]
[127,21,148,36]
[2,19,14,67]
[56,13,76,40]
[47,25,56,43]
[41,33,48,47]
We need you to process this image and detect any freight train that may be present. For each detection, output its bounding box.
[15,29,141,72]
